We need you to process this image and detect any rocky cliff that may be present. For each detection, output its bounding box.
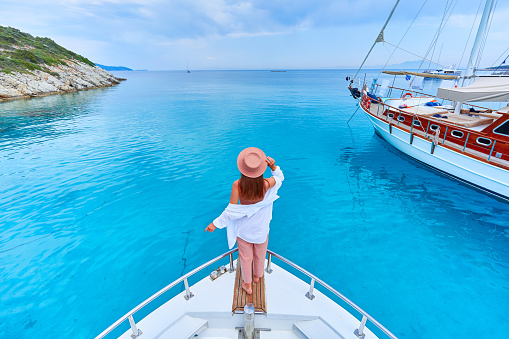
[0,26,124,101]
[0,60,124,101]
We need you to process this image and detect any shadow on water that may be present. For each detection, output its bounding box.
[0,88,111,149]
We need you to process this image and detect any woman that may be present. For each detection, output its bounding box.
[205,147,284,294]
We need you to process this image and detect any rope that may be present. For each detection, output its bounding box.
[474,0,498,72]
[384,41,448,69]
[491,53,509,73]
[377,0,428,78]
[353,0,401,79]
[489,47,509,69]
[416,0,458,73]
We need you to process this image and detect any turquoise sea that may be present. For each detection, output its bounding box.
[1,70,508,338]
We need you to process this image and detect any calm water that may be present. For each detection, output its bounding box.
[1,70,508,338]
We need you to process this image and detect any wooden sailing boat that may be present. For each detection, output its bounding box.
[348,0,509,201]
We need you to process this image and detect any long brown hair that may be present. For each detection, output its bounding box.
[239,174,265,201]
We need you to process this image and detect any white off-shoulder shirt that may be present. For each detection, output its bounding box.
[213,166,284,249]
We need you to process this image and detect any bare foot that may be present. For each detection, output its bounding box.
[253,275,260,283]
[242,282,252,294]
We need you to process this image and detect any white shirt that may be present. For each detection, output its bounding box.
[213,166,284,249]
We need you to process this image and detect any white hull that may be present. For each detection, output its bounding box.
[362,108,509,200]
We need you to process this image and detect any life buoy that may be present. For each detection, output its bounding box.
[363,95,371,109]
[403,92,413,98]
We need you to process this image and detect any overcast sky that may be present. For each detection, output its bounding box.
[1,0,508,70]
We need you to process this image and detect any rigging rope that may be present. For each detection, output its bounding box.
[416,0,458,73]
[384,41,448,69]
[352,0,401,79]
[377,0,428,78]
[474,0,498,72]
[488,46,509,68]
[458,0,483,70]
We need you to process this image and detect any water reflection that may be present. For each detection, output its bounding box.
[0,88,111,149]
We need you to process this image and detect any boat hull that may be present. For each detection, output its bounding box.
[361,107,509,201]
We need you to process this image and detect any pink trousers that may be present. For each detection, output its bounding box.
[237,236,269,284]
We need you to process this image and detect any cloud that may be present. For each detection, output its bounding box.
[0,0,507,69]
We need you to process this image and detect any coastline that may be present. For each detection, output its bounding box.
[0,60,125,102]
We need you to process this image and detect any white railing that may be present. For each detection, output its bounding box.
[95,248,237,339]
[96,248,398,339]
[266,250,398,339]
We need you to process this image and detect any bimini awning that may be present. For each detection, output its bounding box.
[437,76,509,102]
[382,70,459,80]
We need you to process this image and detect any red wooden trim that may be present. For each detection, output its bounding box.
[360,101,509,171]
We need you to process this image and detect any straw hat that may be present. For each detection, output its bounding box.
[237,147,267,178]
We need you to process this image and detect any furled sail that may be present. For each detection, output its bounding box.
[382,70,459,79]
[437,76,509,102]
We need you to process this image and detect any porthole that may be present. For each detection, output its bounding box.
[398,116,405,122]
[451,130,464,138]
[430,124,440,131]
[413,120,422,127]
[388,113,394,118]
[476,137,492,146]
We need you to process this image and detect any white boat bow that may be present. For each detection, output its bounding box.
[95,249,398,339]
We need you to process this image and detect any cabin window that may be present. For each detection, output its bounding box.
[493,120,509,136]
[388,113,394,118]
[430,124,440,131]
[398,116,405,122]
[476,137,492,146]
[451,130,464,138]
[413,120,422,127]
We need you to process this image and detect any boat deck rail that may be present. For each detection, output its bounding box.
[361,94,508,168]
[384,86,495,112]
[95,248,399,339]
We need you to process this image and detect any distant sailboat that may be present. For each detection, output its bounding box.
[187,62,190,73]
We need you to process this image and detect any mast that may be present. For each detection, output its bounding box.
[454,0,496,113]
[462,0,496,81]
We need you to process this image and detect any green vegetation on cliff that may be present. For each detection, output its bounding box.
[0,25,95,75]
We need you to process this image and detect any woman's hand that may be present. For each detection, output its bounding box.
[205,223,216,232]
[266,156,276,171]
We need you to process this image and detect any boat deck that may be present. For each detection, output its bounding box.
[367,102,509,169]
[232,263,267,314]
[117,259,380,339]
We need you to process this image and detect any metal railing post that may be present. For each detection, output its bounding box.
[443,126,448,145]
[463,133,470,152]
[425,121,430,138]
[265,253,273,274]
[488,140,497,161]
[128,315,142,339]
[354,315,368,339]
[183,278,194,300]
[229,253,235,273]
[306,278,315,300]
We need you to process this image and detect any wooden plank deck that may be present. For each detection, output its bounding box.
[232,263,266,314]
